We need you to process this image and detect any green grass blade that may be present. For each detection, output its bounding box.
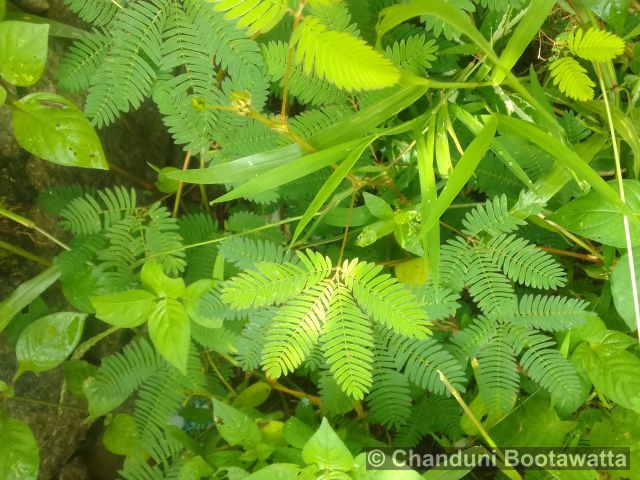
[168,144,304,184]
[497,114,639,223]
[491,0,557,84]
[213,138,373,203]
[290,138,375,246]
[417,115,498,242]
[415,119,440,285]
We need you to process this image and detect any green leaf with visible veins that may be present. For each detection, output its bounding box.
[148,298,190,374]
[91,290,157,328]
[16,312,86,375]
[0,417,39,480]
[550,180,640,248]
[11,92,107,169]
[302,418,353,471]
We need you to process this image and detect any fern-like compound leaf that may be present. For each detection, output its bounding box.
[549,57,595,101]
[291,16,401,91]
[59,186,137,235]
[367,345,412,427]
[84,339,162,418]
[475,330,519,415]
[320,284,374,399]
[85,0,170,127]
[61,0,119,26]
[213,0,288,35]
[384,34,437,75]
[568,28,625,63]
[262,280,335,378]
[451,315,498,361]
[388,334,467,395]
[481,234,566,289]
[222,250,331,308]
[236,310,275,369]
[466,248,516,315]
[318,369,355,415]
[221,262,312,308]
[461,194,525,237]
[510,326,582,400]
[440,237,472,292]
[342,258,431,338]
[262,41,349,106]
[58,30,111,93]
[218,237,297,270]
[502,294,593,331]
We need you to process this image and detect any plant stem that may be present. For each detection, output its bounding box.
[6,395,86,413]
[438,370,523,480]
[0,239,50,265]
[72,326,120,360]
[173,150,192,217]
[268,380,321,406]
[0,206,70,251]
[337,190,357,266]
[108,161,155,191]
[205,351,237,396]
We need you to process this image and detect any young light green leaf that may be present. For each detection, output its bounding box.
[568,28,625,62]
[301,418,353,471]
[141,260,185,298]
[212,399,262,448]
[0,417,39,480]
[292,16,400,91]
[213,0,287,35]
[11,92,107,169]
[148,298,190,374]
[91,290,157,328]
[548,57,595,101]
[16,312,87,375]
[0,85,6,106]
[291,138,373,245]
[0,21,48,86]
[0,265,60,333]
